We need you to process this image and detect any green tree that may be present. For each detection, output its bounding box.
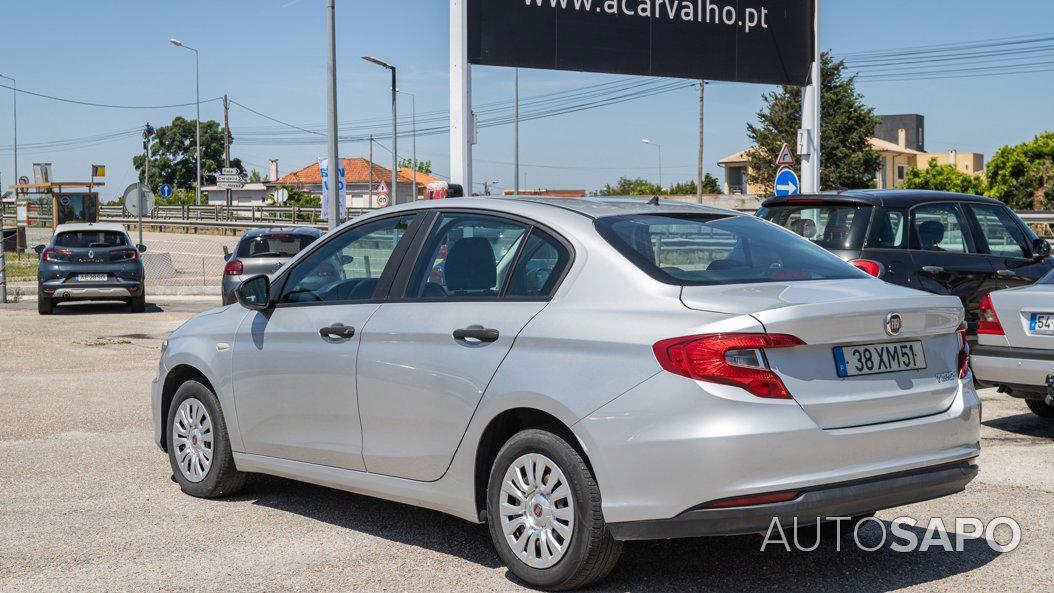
[902,158,987,195]
[747,52,880,196]
[133,116,243,194]
[669,174,722,196]
[985,132,1054,211]
[399,158,433,175]
[593,177,663,196]
[247,169,263,183]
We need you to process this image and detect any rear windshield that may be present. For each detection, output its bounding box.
[596,214,867,286]
[54,231,128,248]
[237,233,318,258]
[756,204,872,250]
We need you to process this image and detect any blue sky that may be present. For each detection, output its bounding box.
[1,0,1052,198]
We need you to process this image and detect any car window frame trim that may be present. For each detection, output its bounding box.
[907,201,981,255]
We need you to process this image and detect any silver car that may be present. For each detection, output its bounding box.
[153,197,980,590]
[972,270,1054,419]
[221,228,324,305]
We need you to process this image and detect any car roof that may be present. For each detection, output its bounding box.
[241,227,324,239]
[496,196,742,219]
[54,222,128,234]
[762,189,1006,209]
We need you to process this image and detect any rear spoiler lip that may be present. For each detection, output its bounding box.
[760,196,875,208]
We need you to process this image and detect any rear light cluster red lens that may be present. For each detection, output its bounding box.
[957,322,970,379]
[224,259,244,276]
[42,248,72,263]
[653,333,806,399]
[977,295,1004,336]
[850,259,883,278]
[703,490,800,509]
[113,248,139,262]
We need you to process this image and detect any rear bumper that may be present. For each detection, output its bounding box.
[608,460,978,540]
[41,279,142,300]
[972,344,1054,392]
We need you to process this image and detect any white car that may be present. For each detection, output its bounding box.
[153,197,979,589]
[972,270,1054,419]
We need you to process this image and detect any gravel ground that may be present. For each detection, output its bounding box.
[1,298,1052,592]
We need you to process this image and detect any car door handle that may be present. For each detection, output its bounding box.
[452,327,500,343]
[921,266,945,275]
[319,324,356,340]
[996,269,1016,278]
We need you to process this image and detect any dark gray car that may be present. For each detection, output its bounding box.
[35,223,146,315]
[222,227,324,305]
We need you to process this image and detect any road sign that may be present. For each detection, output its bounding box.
[159,184,173,198]
[468,0,814,86]
[273,188,289,205]
[221,167,239,176]
[123,183,155,217]
[215,173,245,190]
[776,143,796,167]
[217,181,245,190]
[774,167,800,197]
[215,174,243,183]
[377,182,389,198]
[17,176,28,185]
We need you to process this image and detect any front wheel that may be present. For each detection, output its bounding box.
[1026,398,1054,419]
[37,294,53,315]
[166,380,246,498]
[486,429,622,591]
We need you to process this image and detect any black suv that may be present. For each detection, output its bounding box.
[757,190,1054,334]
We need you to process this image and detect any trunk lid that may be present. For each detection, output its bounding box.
[989,284,1054,351]
[682,279,965,429]
[240,256,292,277]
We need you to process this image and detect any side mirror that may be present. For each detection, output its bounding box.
[137,244,148,253]
[1033,238,1051,261]
[33,244,45,255]
[234,275,273,311]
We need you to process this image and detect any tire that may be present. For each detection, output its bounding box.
[166,380,246,498]
[486,428,622,591]
[37,294,53,315]
[1026,398,1054,419]
[130,291,146,313]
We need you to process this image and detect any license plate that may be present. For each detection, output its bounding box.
[834,341,927,378]
[77,274,107,282]
[1029,313,1054,335]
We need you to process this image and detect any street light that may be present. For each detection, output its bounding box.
[396,89,417,200]
[0,73,17,199]
[362,56,398,206]
[641,138,663,192]
[169,38,202,206]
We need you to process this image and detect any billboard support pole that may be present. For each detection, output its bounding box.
[800,0,821,194]
[451,0,472,195]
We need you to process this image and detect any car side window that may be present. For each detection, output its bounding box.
[505,230,572,298]
[969,204,1030,259]
[404,213,530,300]
[912,204,974,253]
[279,215,416,304]
[865,207,909,249]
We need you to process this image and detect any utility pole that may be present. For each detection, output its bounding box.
[142,123,154,247]
[800,0,822,194]
[325,0,340,229]
[368,135,374,206]
[514,68,520,194]
[697,81,705,203]
[223,94,232,220]
[1,172,6,304]
[450,0,472,195]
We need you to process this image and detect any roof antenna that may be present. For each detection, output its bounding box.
[648,196,661,206]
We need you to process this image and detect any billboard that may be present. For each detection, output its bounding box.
[468,0,815,86]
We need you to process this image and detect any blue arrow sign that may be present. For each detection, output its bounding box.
[159,183,174,198]
[774,168,800,197]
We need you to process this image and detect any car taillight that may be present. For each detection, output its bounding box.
[652,333,806,399]
[850,259,883,278]
[42,248,72,263]
[957,322,970,379]
[977,294,1004,336]
[703,490,800,509]
[224,259,244,276]
[113,248,139,262]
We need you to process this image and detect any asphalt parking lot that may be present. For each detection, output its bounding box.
[1,298,1052,593]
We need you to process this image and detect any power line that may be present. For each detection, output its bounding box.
[0,83,221,110]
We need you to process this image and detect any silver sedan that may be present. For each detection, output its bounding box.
[972,270,1054,419]
[153,197,980,590]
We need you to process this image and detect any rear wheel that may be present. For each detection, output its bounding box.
[130,290,146,313]
[1026,399,1054,419]
[37,294,53,315]
[166,380,246,498]
[486,429,622,591]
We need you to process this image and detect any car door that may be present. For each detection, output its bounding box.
[967,203,1048,290]
[909,202,994,329]
[356,210,573,481]
[231,214,421,471]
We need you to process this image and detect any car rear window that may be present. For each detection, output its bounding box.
[237,233,318,258]
[54,231,128,248]
[756,203,871,250]
[596,213,867,286]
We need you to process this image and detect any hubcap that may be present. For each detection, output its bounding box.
[172,398,213,483]
[499,453,575,569]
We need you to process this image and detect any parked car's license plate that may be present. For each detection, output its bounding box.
[77,274,107,282]
[1029,313,1054,335]
[834,341,926,378]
